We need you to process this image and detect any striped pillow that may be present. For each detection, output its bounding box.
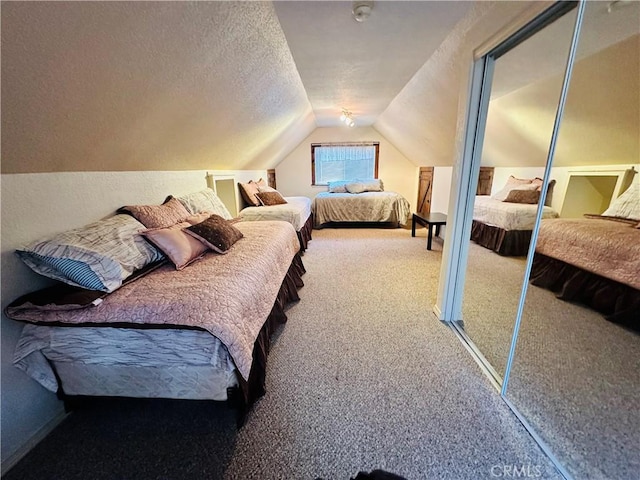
[17,214,164,292]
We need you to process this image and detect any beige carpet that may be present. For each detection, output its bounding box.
[458,240,640,480]
[4,227,562,480]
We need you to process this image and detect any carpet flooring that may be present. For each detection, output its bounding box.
[3,227,561,480]
[457,240,640,480]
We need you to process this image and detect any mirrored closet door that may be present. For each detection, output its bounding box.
[455,5,579,382]
[504,1,640,478]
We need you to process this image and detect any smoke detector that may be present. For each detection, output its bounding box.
[352,1,373,23]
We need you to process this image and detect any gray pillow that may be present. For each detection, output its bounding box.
[17,215,164,292]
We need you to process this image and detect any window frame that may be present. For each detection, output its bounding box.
[311,142,380,186]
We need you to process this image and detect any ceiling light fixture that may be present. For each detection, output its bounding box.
[340,109,355,127]
[352,1,373,23]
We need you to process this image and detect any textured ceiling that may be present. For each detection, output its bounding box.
[273,0,472,128]
[1,1,315,173]
[2,1,638,174]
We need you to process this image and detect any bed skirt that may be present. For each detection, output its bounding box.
[530,253,640,331]
[297,214,313,251]
[229,252,305,415]
[60,253,306,419]
[470,220,532,256]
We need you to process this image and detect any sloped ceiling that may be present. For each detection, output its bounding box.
[1,1,315,173]
[2,1,637,174]
[273,0,472,127]
[482,0,640,168]
[0,0,492,174]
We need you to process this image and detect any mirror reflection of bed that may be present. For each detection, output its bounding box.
[457,9,575,380]
[459,1,640,477]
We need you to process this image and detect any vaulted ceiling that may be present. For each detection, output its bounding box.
[1,1,638,174]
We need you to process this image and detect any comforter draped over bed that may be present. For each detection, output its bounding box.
[312,191,410,228]
[7,221,301,381]
[531,217,640,329]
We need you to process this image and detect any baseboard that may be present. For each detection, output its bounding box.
[432,303,443,320]
[2,410,68,474]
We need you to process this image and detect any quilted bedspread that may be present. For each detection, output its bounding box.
[473,196,559,231]
[312,191,410,228]
[8,220,300,380]
[535,217,640,290]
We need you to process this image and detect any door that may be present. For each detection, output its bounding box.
[416,166,434,215]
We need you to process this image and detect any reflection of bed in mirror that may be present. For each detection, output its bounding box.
[471,175,559,256]
[529,182,640,329]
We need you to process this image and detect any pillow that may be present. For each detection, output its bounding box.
[184,214,244,254]
[255,191,288,206]
[530,177,556,206]
[16,215,164,292]
[257,185,277,193]
[503,186,541,204]
[602,180,640,220]
[238,181,261,207]
[345,181,368,194]
[345,179,384,194]
[362,178,384,192]
[119,196,191,229]
[141,222,208,270]
[328,181,349,193]
[175,188,232,220]
[491,176,534,201]
[185,212,213,225]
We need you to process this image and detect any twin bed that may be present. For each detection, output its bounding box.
[471,176,559,256]
[529,181,640,330]
[470,174,639,330]
[8,189,306,416]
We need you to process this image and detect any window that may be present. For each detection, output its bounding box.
[311,142,379,185]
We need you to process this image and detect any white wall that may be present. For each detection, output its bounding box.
[275,127,419,212]
[549,164,639,214]
[0,169,264,470]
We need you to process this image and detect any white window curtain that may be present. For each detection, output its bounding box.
[315,145,376,184]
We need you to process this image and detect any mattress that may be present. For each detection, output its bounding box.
[473,195,559,231]
[238,196,311,232]
[14,324,238,400]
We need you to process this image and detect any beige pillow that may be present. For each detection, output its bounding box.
[141,222,208,270]
[491,176,534,202]
[238,182,261,207]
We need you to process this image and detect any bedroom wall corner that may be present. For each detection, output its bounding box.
[274,127,418,212]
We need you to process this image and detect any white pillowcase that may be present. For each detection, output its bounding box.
[491,177,535,202]
[602,181,640,220]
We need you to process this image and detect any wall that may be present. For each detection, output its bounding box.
[549,164,640,214]
[275,127,419,212]
[0,169,264,470]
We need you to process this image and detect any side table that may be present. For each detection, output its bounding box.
[411,212,447,250]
